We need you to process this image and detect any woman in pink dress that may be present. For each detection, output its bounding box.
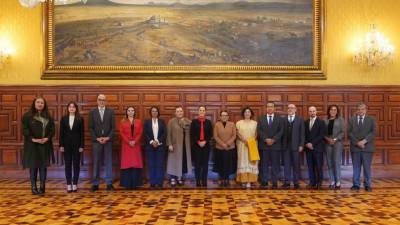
[119,106,143,189]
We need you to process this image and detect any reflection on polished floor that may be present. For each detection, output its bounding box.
[0,178,399,225]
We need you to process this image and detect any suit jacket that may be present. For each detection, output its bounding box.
[213,121,236,150]
[88,107,115,143]
[305,117,326,152]
[282,115,305,151]
[143,118,167,147]
[257,114,284,151]
[190,118,213,147]
[59,115,85,149]
[348,115,376,152]
[324,117,345,142]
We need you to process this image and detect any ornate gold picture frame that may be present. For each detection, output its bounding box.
[42,0,325,80]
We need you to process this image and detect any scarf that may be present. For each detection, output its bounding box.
[198,116,205,141]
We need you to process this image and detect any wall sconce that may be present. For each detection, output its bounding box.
[0,40,13,69]
[353,24,394,66]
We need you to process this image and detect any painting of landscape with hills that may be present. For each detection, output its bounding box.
[54,0,314,66]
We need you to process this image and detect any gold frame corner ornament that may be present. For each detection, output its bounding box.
[42,0,325,80]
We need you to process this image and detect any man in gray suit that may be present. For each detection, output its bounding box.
[257,102,284,189]
[89,94,115,192]
[348,102,376,192]
[282,104,305,189]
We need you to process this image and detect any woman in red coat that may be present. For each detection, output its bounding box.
[119,106,143,189]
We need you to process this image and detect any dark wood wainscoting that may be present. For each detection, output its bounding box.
[1,85,399,178]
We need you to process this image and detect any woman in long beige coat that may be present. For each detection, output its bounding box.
[166,106,192,187]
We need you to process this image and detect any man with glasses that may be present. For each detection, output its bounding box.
[89,94,115,192]
[348,102,376,192]
[282,104,305,189]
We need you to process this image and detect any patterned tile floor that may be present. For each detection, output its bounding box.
[0,178,399,225]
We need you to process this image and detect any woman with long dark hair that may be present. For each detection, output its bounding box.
[324,104,345,189]
[59,101,84,193]
[22,97,55,195]
[119,106,143,189]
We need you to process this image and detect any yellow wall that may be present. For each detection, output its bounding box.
[0,0,399,85]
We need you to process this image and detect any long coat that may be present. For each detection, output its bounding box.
[119,119,143,169]
[166,117,192,177]
[22,112,55,169]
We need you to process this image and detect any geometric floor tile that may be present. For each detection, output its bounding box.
[0,179,399,225]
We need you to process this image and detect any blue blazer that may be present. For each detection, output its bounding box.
[305,117,326,152]
[144,118,167,148]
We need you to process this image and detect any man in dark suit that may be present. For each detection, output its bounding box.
[348,102,376,192]
[282,104,305,189]
[304,106,326,189]
[89,94,115,192]
[144,106,167,189]
[257,102,284,189]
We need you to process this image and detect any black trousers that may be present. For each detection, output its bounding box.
[30,167,47,184]
[192,145,210,183]
[64,146,81,185]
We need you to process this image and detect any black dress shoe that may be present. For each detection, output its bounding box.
[31,185,39,195]
[202,180,208,187]
[260,182,268,188]
[196,180,202,187]
[38,183,45,195]
[293,183,300,189]
[272,183,278,189]
[91,185,99,192]
[350,185,360,191]
[281,183,290,189]
[224,180,230,187]
[365,186,372,192]
[306,183,315,189]
[328,184,335,190]
[335,185,341,190]
[106,184,115,191]
[316,183,322,190]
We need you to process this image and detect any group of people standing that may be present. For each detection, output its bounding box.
[22,94,376,195]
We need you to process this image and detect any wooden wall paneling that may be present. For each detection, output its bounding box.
[1,85,400,178]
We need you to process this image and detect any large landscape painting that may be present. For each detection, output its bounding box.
[44,0,323,79]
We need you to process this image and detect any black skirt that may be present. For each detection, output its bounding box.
[120,168,143,189]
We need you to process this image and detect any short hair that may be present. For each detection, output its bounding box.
[97,94,106,99]
[198,105,206,110]
[327,104,340,118]
[266,102,275,107]
[220,110,229,116]
[241,106,254,118]
[175,106,183,110]
[149,106,160,117]
[356,102,367,109]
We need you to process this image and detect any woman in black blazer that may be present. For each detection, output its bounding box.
[190,106,213,187]
[144,106,167,189]
[59,101,84,193]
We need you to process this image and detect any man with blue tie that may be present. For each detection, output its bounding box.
[348,102,376,192]
[304,106,326,189]
[89,94,115,192]
[257,102,284,189]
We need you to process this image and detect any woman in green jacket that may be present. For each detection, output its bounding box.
[22,97,55,195]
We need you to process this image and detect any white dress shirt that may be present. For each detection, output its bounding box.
[69,115,75,130]
[150,118,160,144]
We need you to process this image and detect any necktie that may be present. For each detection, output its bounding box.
[268,116,272,126]
[358,116,363,126]
[310,118,314,130]
[100,109,104,121]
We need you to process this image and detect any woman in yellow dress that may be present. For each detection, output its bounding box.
[236,107,259,189]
